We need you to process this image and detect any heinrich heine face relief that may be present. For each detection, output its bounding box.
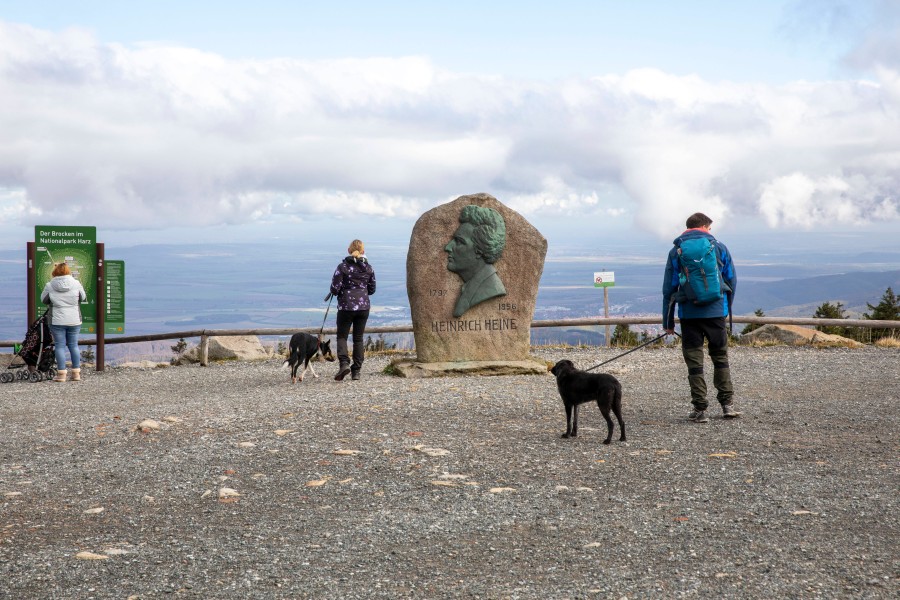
[444,205,507,318]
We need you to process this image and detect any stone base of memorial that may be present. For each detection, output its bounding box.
[389,358,549,378]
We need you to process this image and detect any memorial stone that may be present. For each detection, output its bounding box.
[398,193,548,377]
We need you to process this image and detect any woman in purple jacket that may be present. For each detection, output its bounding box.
[329,239,376,381]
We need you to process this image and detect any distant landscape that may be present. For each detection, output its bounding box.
[1,230,898,362]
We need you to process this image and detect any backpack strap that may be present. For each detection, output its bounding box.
[711,240,734,334]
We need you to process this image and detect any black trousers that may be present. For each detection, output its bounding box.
[335,309,370,371]
[680,317,734,409]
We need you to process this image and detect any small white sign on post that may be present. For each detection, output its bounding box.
[593,271,615,288]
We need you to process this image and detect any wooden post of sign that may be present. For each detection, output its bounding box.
[27,242,36,326]
[604,287,610,347]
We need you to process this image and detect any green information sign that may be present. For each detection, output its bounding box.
[34,226,97,334]
[105,260,125,334]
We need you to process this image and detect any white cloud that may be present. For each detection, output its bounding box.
[506,176,607,215]
[840,0,900,71]
[759,171,899,228]
[0,20,899,240]
[274,190,423,220]
[0,187,38,220]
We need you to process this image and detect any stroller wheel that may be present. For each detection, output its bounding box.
[0,372,12,383]
[48,367,58,379]
[30,371,43,383]
[16,370,27,380]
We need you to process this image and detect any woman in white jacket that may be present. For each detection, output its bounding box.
[40,262,87,382]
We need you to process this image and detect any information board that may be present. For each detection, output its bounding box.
[34,226,97,334]
[105,260,125,334]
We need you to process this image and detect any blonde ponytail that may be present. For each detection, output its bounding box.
[348,239,365,258]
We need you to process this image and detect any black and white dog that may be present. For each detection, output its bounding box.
[550,359,626,444]
[282,332,335,383]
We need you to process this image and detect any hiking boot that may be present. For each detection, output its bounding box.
[688,409,709,423]
[334,365,351,381]
[722,404,742,419]
[351,370,360,381]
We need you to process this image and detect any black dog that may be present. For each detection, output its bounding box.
[550,359,626,444]
[282,333,335,383]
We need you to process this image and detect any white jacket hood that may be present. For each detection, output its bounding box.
[50,275,78,292]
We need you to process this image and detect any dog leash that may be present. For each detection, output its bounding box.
[584,332,679,372]
[318,293,334,341]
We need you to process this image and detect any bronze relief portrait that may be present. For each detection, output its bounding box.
[444,205,507,317]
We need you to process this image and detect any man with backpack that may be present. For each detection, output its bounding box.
[663,212,740,423]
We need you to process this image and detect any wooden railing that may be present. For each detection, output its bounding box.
[2,316,897,369]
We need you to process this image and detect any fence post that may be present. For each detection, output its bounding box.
[200,335,209,367]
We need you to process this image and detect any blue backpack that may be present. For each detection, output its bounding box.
[675,236,728,306]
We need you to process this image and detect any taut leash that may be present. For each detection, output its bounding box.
[584,332,679,372]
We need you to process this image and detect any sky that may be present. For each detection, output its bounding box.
[0,0,898,249]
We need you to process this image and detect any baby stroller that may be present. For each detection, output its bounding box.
[1,309,57,383]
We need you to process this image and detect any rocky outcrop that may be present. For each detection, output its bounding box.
[119,360,170,369]
[741,324,863,348]
[183,335,272,363]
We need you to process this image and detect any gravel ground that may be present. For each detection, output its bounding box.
[1,345,898,599]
